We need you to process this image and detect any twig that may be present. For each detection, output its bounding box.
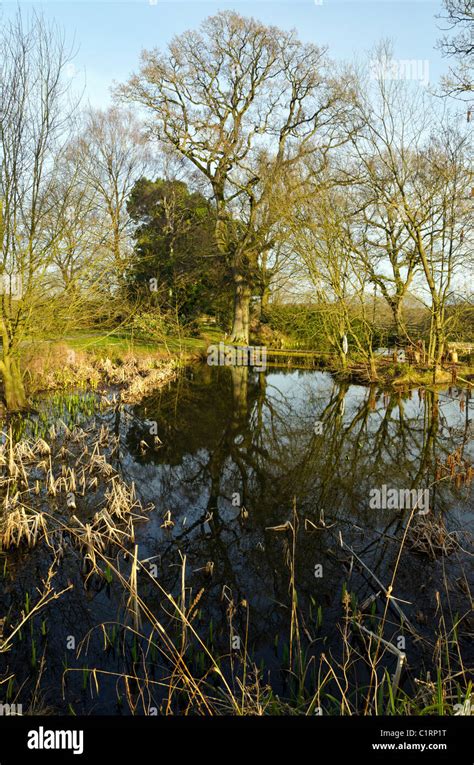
[339,533,419,636]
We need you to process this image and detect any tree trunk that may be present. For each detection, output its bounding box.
[0,353,27,410]
[434,319,445,367]
[369,352,378,381]
[259,251,271,321]
[230,276,251,344]
[428,309,445,368]
[391,299,405,344]
[260,282,270,322]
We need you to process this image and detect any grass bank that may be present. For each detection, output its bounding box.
[6,323,473,413]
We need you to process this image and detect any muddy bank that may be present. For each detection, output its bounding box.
[17,348,179,410]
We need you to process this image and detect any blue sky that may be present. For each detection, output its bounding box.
[4,1,448,108]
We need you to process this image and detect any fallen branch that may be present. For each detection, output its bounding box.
[339,532,419,636]
[354,623,406,697]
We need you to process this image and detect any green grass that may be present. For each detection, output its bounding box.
[63,323,224,360]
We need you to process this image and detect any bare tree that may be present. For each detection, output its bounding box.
[404,128,472,366]
[437,0,474,98]
[46,153,99,293]
[346,51,423,344]
[291,189,378,376]
[348,50,472,366]
[73,106,152,286]
[118,11,355,343]
[0,11,76,408]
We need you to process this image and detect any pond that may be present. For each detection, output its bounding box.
[1,365,472,714]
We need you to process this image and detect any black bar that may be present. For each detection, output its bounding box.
[0,715,472,763]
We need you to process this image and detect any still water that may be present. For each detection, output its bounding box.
[3,366,473,712]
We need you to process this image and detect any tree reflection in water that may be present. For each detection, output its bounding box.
[122,366,472,672]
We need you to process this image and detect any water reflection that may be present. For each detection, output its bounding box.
[128,366,472,528]
[118,366,472,657]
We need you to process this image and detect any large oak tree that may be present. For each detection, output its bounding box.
[118,11,355,343]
